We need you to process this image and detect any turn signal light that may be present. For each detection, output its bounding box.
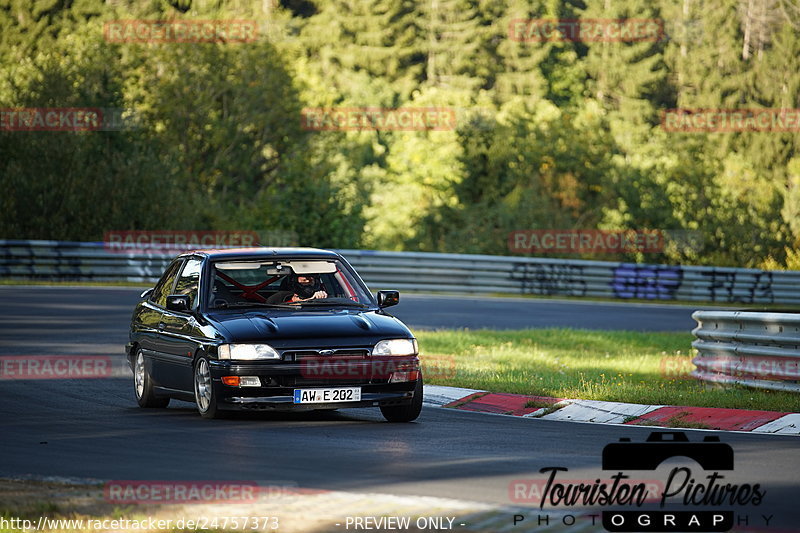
[222,376,240,386]
[222,376,261,387]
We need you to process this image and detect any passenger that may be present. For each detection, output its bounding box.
[267,273,328,304]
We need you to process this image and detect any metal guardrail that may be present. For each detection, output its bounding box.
[692,310,800,392]
[2,239,800,305]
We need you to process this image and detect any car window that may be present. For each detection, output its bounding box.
[208,259,374,308]
[173,258,202,309]
[151,259,183,308]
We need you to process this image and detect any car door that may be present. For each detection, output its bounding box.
[132,260,182,361]
[147,258,184,389]
[158,257,204,392]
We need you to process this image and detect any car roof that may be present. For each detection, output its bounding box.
[178,247,342,261]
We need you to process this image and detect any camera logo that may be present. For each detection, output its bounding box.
[601,432,757,532]
[602,432,733,471]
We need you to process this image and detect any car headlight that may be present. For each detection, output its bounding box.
[218,344,281,360]
[372,338,418,356]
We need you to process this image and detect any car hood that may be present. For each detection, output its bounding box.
[205,308,412,345]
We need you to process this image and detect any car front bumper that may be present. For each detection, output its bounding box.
[207,358,420,411]
[226,390,415,411]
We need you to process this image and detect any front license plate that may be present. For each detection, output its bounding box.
[293,387,361,404]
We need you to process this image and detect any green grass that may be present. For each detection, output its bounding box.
[415,328,800,413]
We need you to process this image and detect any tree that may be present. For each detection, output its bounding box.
[294,0,422,100]
[0,24,184,240]
[418,0,492,93]
[492,0,551,104]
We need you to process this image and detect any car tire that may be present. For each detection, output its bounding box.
[194,356,225,419]
[380,377,423,423]
[133,349,169,408]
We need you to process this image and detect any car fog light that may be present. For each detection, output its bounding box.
[222,376,261,387]
[389,370,419,383]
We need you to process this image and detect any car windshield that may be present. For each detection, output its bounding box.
[207,259,375,310]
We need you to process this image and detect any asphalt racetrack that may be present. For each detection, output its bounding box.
[0,286,797,532]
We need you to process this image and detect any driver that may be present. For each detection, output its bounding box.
[267,273,328,304]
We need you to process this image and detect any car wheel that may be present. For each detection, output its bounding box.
[194,357,224,419]
[133,350,169,408]
[380,377,423,423]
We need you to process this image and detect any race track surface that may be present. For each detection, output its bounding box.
[0,286,797,531]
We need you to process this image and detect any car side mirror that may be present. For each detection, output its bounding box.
[140,288,154,299]
[166,294,191,312]
[377,290,399,308]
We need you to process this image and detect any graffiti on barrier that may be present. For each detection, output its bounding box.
[611,264,684,300]
[701,270,774,304]
[510,263,587,296]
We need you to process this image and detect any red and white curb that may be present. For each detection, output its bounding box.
[422,385,800,435]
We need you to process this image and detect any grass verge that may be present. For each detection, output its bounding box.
[415,328,800,413]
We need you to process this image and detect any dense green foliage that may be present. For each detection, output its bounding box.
[1,0,798,267]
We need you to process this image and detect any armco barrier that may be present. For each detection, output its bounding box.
[1,240,800,305]
[692,310,800,392]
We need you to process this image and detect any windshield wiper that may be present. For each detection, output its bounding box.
[296,299,371,309]
[216,302,298,310]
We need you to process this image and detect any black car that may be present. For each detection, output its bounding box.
[126,248,423,421]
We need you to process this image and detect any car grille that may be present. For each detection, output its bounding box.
[280,347,379,386]
[283,377,388,386]
[281,348,370,361]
